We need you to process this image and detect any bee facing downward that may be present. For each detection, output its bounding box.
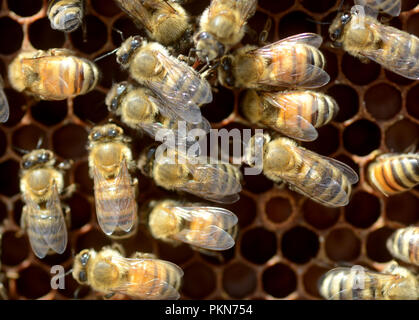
[115,36,213,124]
[9,49,99,100]
[87,124,138,238]
[19,149,72,258]
[106,81,211,145]
[138,145,243,204]
[387,226,419,266]
[47,0,85,33]
[319,261,418,300]
[329,5,419,80]
[194,0,257,62]
[115,0,192,53]
[241,90,339,142]
[244,134,358,207]
[218,33,330,90]
[146,199,238,254]
[72,246,183,299]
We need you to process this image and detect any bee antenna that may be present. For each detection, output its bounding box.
[112,27,125,42]
[74,286,81,300]
[337,0,345,11]
[13,146,29,155]
[36,136,44,149]
[94,48,119,62]
[65,268,73,276]
[307,18,332,25]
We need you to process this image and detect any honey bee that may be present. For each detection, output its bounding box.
[319,261,418,300]
[87,124,138,237]
[387,226,419,266]
[0,76,9,123]
[194,0,257,62]
[367,153,419,196]
[9,48,99,100]
[218,33,330,90]
[72,246,183,299]
[116,36,213,124]
[106,81,211,144]
[354,0,401,16]
[115,0,192,51]
[19,149,72,259]
[241,90,339,142]
[329,5,419,80]
[244,134,358,207]
[47,0,85,33]
[138,146,243,204]
[146,199,238,254]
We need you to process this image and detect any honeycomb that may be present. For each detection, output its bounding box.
[0,0,418,300]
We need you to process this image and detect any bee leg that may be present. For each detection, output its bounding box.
[131,252,157,259]
[103,292,115,299]
[48,48,73,57]
[63,205,72,229]
[62,184,77,200]
[58,159,74,171]
[110,243,126,256]
[259,17,272,46]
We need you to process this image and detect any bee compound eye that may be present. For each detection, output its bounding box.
[23,160,32,169]
[92,131,101,140]
[118,53,129,65]
[341,13,351,24]
[38,152,49,162]
[111,99,119,111]
[80,253,90,266]
[108,128,118,137]
[78,271,87,282]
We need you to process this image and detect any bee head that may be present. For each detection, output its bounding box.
[105,82,129,113]
[329,11,351,44]
[21,149,55,170]
[194,32,225,62]
[116,35,143,66]
[137,144,157,177]
[220,55,235,88]
[88,124,124,143]
[72,249,92,285]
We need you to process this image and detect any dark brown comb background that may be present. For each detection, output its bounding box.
[0,0,418,300]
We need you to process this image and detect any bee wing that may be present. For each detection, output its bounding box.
[24,199,50,259]
[263,93,319,141]
[256,33,323,52]
[93,159,137,236]
[317,154,359,184]
[170,206,238,250]
[280,146,356,207]
[111,256,183,300]
[361,22,419,80]
[0,78,9,123]
[115,0,154,33]
[354,0,401,16]
[146,51,212,124]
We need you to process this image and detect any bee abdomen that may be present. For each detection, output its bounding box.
[48,0,84,33]
[28,211,67,251]
[387,226,419,266]
[368,155,419,196]
[311,93,339,127]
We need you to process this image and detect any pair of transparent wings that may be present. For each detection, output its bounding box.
[145,51,213,124]
[252,33,330,88]
[261,91,326,142]
[0,76,9,123]
[208,0,257,27]
[164,206,238,250]
[93,159,137,236]
[24,182,67,259]
[253,138,359,207]
[355,0,401,16]
[355,18,419,80]
[107,255,183,300]
[158,150,242,203]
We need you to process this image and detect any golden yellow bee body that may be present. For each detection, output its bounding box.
[47,0,84,33]
[387,226,419,266]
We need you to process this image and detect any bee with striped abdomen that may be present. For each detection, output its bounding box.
[47,0,85,33]
[8,49,99,100]
[194,0,257,62]
[241,90,339,142]
[319,261,418,300]
[146,199,238,255]
[116,37,212,124]
[115,0,192,53]
[106,81,211,146]
[19,149,72,258]
[72,246,183,299]
[329,5,419,80]
[138,145,243,204]
[218,33,330,90]
[387,226,419,266]
[367,152,419,196]
[244,134,358,207]
[0,76,9,123]
[87,124,138,238]
[354,0,401,16]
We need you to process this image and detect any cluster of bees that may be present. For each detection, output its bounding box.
[0,0,417,300]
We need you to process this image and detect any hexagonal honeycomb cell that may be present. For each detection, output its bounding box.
[0,0,418,301]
